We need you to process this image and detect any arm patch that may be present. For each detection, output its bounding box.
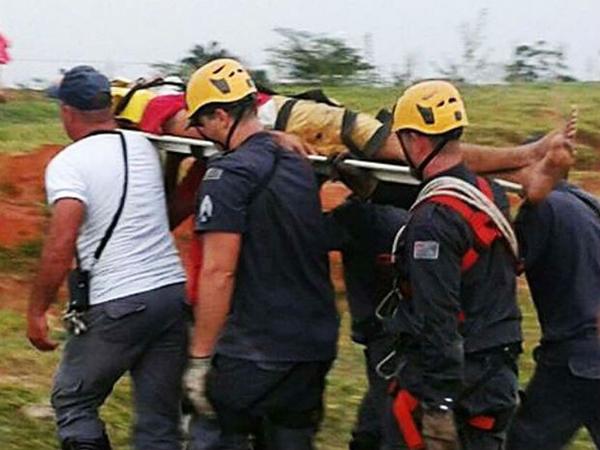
[413,240,439,260]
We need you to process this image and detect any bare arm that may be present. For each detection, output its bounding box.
[373,132,538,172]
[461,141,538,174]
[190,232,241,357]
[27,198,84,350]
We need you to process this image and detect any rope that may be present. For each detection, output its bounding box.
[412,176,519,259]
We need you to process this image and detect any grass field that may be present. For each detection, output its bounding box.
[3,83,600,164]
[0,91,68,154]
[1,85,599,449]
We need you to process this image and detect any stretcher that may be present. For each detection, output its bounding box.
[134,131,524,194]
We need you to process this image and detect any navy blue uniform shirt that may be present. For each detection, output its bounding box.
[399,163,521,407]
[326,198,409,340]
[516,182,600,362]
[195,132,339,362]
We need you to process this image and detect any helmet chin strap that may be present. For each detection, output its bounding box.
[197,106,246,151]
[223,108,246,151]
[404,136,450,181]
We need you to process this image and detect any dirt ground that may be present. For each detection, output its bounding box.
[0,146,350,312]
[0,145,61,248]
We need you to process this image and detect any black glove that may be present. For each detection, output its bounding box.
[329,152,378,200]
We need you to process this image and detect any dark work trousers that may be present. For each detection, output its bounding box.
[456,353,519,450]
[51,283,187,450]
[191,354,332,450]
[350,336,400,450]
[506,363,600,450]
[382,353,518,450]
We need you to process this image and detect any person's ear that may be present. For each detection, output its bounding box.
[214,108,231,129]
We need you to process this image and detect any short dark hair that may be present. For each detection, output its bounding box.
[189,94,256,126]
[397,126,463,149]
[427,127,464,146]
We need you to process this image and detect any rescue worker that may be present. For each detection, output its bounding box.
[388,80,523,450]
[182,59,339,450]
[506,176,600,449]
[326,197,409,450]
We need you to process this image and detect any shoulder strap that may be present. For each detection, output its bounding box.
[247,147,281,203]
[424,177,503,272]
[274,99,298,131]
[91,132,129,265]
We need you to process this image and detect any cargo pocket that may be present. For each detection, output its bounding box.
[569,356,600,380]
[99,301,147,342]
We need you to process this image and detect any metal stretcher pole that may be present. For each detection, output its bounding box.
[135,131,523,194]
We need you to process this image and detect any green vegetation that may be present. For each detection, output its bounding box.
[0,294,595,449]
[2,83,600,168]
[0,90,68,154]
[0,240,43,273]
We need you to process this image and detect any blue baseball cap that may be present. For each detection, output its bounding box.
[58,65,111,111]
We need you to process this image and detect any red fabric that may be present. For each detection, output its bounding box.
[0,33,11,65]
[468,415,496,430]
[138,94,186,134]
[256,91,272,106]
[186,233,203,305]
[176,161,206,305]
[393,390,425,450]
[376,253,393,266]
[476,176,494,200]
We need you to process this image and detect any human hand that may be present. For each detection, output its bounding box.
[270,130,318,157]
[26,308,58,351]
[330,152,378,200]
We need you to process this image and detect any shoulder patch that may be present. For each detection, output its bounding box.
[413,241,439,260]
[199,195,214,223]
[203,167,223,181]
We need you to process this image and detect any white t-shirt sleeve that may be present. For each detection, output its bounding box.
[45,156,88,205]
[257,98,277,129]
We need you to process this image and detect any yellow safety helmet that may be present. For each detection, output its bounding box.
[111,76,133,88]
[392,80,468,135]
[110,86,156,125]
[186,58,257,120]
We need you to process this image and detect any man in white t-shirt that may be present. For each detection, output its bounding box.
[26,66,187,450]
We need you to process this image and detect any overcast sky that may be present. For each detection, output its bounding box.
[1,0,599,86]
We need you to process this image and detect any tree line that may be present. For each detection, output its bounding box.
[153,18,581,86]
